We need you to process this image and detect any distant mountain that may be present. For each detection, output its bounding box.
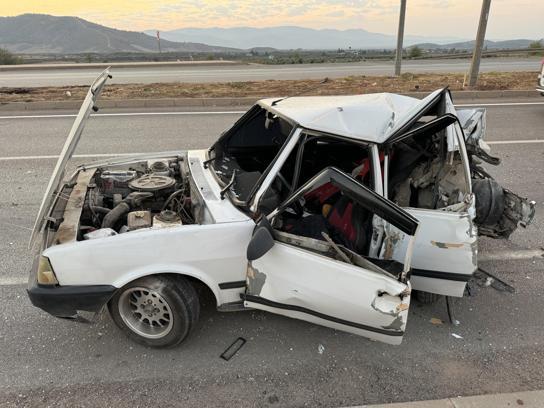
[146,26,463,50]
[416,39,537,50]
[3,15,532,55]
[0,14,241,54]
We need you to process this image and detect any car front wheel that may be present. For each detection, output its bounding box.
[109,275,199,348]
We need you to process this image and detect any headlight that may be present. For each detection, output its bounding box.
[37,256,59,285]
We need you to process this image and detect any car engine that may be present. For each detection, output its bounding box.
[79,158,195,240]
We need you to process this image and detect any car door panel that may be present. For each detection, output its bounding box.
[243,167,418,345]
[245,242,411,345]
[380,210,476,297]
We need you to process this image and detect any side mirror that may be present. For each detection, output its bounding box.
[246,227,275,261]
[256,216,273,233]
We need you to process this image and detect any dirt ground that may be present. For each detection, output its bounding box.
[0,71,537,103]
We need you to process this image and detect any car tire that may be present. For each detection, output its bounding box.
[414,290,441,304]
[108,275,200,348]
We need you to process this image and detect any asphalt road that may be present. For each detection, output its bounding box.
[0,100,543,407]
[0,57,540,87]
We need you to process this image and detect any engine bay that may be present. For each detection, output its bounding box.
[43,156,200,246]
[80,158,195,240]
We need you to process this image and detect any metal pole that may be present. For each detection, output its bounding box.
[394,0,407,76]
[467,0,492,87]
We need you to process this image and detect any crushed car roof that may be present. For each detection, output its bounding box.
[258,89,444,144]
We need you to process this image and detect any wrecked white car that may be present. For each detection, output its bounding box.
[538,58,544,96]
[27,70,535,347]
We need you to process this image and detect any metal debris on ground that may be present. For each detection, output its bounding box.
[474,267,516,293]
[317,344,325,354]
[451,333,463,339]
[445,296,460,326]
[220,337,247,361]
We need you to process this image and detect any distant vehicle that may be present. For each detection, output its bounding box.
[538,59,544,96]
[27,70,535,348]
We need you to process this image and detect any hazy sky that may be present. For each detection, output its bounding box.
[3,0,543,39]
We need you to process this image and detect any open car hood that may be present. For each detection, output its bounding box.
[29,69,111,248]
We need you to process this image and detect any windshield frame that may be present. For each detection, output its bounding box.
[206,104,299,210]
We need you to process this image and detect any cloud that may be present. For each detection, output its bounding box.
[2,0,543,39]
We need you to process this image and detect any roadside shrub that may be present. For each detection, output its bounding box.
[528,40,543,56]
[408,46,423,59]
[0,48,22,65]
[400,72,415,81]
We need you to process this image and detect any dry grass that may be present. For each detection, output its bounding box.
[0,71,537,103]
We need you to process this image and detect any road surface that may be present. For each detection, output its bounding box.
[0,57,540,87]
[0,99,543,406]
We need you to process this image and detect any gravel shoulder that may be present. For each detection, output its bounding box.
[1,71,538,103]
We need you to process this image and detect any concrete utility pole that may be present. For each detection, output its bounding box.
[467,0,492,87]
[156,30,162,53]
[394,0,407,76]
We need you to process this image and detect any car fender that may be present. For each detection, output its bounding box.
[110,263,223,305]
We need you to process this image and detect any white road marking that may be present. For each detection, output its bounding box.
[0,277,27,286]
[479,249,544,262]
[2,249,541,287]
[1,139,541,162]
[0,153,135,161]
[487,140,544,145]
[0,101,543,120]
[0,222,32,231]
[456,102,544,107]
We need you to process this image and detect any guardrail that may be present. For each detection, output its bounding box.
[410,47,544,60]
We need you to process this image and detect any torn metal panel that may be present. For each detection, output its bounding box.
[457,107,487,145]
[381,315,405,331]
[371,292,410,316]
[246,263,266,296]
[382,228,402,260]
[54,169,96,245]
[405,156,467,209]
[431,241,464,249]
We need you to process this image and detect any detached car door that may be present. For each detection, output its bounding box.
[242,167,419,345]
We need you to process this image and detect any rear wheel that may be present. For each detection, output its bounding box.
[109,275,199,348]
[414,290,441,304]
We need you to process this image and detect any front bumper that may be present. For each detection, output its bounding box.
[27,257,116,318]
